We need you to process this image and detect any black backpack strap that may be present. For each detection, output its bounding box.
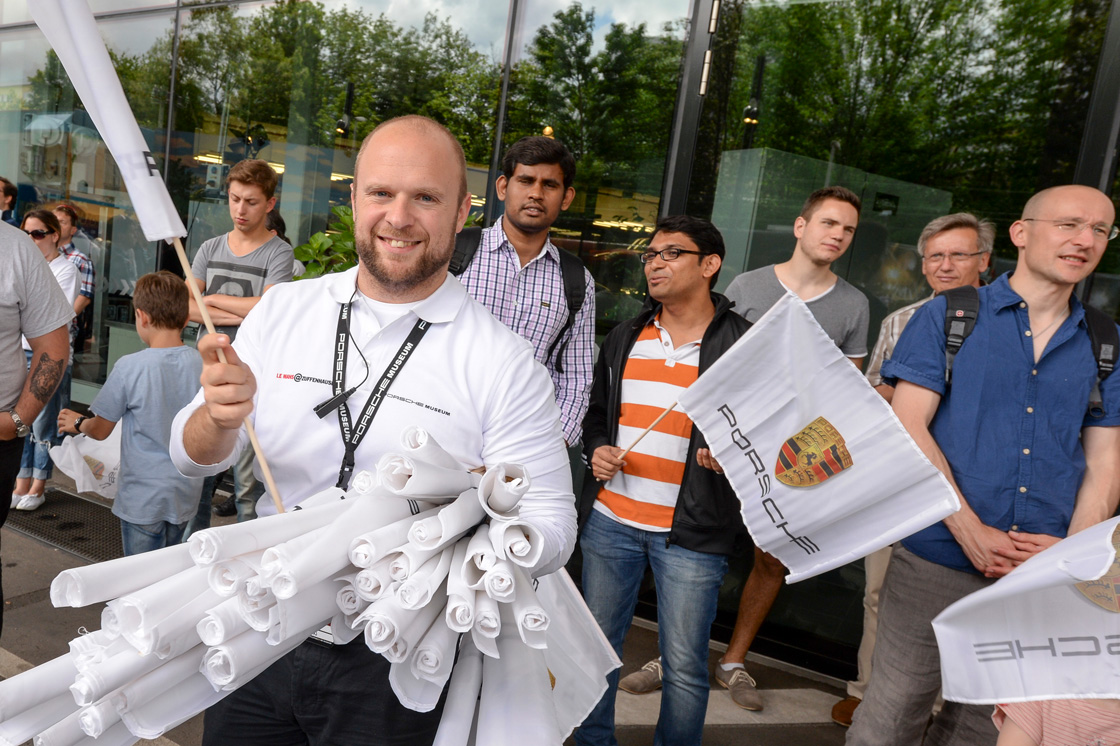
[939,285,980,385]
[1081,304,1118,418]
[545,249,589,374]
[449,226,483,276]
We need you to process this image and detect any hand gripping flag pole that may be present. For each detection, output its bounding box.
[30,0,284,514]
[617,402,677,461]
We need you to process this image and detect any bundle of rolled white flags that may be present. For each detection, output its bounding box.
[0,427,618,746]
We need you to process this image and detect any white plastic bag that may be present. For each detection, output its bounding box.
[49,430,122,499]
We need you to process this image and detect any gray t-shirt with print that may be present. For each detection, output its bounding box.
[724,265,870,357]
[91,345,204,525]
[0,222,74,411]
[191,233,294,340]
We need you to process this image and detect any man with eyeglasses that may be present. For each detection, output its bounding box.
[832,212,993,727]
[621,186,871,710]
[847,186,1120,746]
[575,215,750,746]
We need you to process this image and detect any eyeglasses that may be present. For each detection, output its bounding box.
[640,248,708,263]
[24,229,55,240]
[1022,218,1119,241]
[922,251,985,264]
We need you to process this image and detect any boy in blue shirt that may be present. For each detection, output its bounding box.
[59,271,204,555]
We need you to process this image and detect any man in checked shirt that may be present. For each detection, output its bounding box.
[457,136,595,475]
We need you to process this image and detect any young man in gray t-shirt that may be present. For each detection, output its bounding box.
[623,186,871,713]
[188,159,293,527]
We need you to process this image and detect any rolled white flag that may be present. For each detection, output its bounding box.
[462,530,498,590]
[335,576,367,616]
[397,548,453,610]
[69,630,127,672]
[145,587,221,658]
[237,576,276,632]
[509,565,549,650]
[407,489,485,552]
[400,426,463,470]
[444,538,475,633]
[51,542,193,608]
[354,558,396,602]
[388,542,442,583]
[376,453,471,501]
[488,519,544,569]
[386,601,452,710]
[357,592,442,662]
[100,602,121,638]
[207,550,266,597]
[384,586,446,664]
[0,693,77,746]
[349,507,440,569]
[481,558,516,603]
[411,609,459,686]
[472,590,500,659]
[260,524,332,591]
[202,624,314,690]
[432,636,483,746]
[70,644,163,706]
[32,706,84,746]
[188,496,350,566]
[0,652,77,721]
[266,577,340,646]
[475,627,562,744]
[109,645,205,715]
[268,493,419,600]
[115,566,209,652]
[74,719,135,746]
[78,697,119,738]
[118,673,222,740]
[197,597,252,647]
[477,463,529,521]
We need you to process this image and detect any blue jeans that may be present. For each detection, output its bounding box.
[121,518,188,556]
[575,509,728,746]
[18,352,69,481]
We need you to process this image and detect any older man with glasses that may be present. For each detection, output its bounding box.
[832,212,994,727]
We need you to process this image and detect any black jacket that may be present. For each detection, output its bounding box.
[579,293,751,556]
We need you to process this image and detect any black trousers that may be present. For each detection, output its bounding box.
[0,436,25,640]
[202,636,447,746]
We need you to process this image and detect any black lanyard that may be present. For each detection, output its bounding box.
[331,302,431,489]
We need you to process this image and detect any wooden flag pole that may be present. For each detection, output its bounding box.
[171,236,285,514]
[617,401,677,461]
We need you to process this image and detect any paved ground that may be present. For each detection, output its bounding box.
[1,477,850,745]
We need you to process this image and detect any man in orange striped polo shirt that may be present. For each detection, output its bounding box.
[575,215,751,746]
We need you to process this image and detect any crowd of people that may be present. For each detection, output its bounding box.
[1,114,1119,745]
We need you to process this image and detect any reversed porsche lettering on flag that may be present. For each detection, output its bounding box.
[774,416,853,487]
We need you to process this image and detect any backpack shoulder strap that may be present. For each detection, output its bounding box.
[1081,303,1118,417]
[449,226,483,276]
[939,285,980,385]
[546,249,590,374]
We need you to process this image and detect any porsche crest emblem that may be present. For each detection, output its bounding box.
[774,416,853,487]
[1074,525,1120,613]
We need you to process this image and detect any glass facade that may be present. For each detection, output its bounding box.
[1,0,1117,679]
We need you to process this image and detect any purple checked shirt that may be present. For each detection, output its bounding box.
[458,221,595,445]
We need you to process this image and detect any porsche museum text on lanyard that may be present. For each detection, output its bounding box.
[329,300,430,490]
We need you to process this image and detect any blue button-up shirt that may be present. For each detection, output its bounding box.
[882,273,1120,573]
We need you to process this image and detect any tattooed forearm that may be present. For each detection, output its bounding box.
[29,352,65,402]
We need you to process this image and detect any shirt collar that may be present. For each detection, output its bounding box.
[487,219,559,264]
[324,266,466,324]
[988,271,1087,326]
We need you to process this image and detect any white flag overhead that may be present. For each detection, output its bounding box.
[933,517,1120,705]
[677,293,959,582]
[30,0,186,242]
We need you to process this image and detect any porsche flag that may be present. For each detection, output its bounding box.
[30,0,186,242]
[676,293,959,582]
[932,517,1120,704]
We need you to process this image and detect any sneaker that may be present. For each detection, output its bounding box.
[11,493,23,509]
[831,695,861,727]
[714,665,763,711]
[619,658,663,694]
[16,493,45,511]
[212,497,237,517]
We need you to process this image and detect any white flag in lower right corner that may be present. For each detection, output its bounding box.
[932,517,1120,705]
[677,293,960,582]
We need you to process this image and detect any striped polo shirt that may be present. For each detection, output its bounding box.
[595,316,700,531]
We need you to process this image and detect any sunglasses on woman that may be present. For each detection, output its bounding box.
[24,228,55,240]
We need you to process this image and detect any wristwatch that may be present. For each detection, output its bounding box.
[74,414,89,434]
[6,409,29,438]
